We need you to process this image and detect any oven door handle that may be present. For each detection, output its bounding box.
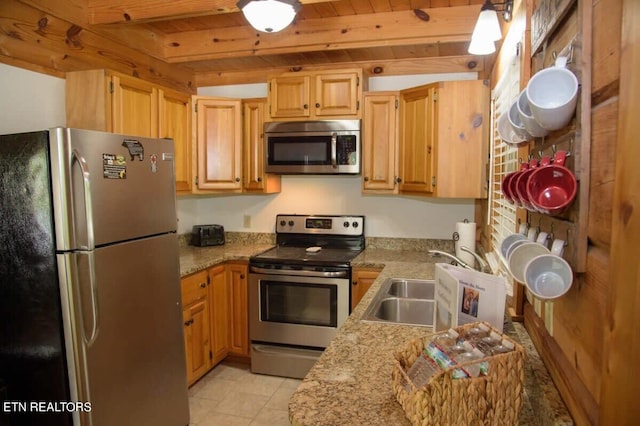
[250,266,348,278]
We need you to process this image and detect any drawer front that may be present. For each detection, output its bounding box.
[181,270,208,306]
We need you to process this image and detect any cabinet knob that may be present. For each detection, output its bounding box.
[235,177,240,182]
[184,319,193,326]
[395,177,402,183]
[303,104,309,109]
[363,176,369,182]
[200,283,206,288]
[315,103,320,108]
[257,177,262,182]
[352,280,358,285]
[240,274,245,279]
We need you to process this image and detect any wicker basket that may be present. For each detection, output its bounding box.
[392,322,525,426]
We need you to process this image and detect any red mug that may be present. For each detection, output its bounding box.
[526,151,577,215]
[514,159,541,210]
[502,162,528,205]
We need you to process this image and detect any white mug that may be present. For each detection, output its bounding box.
[536,231,549,248]
[508,242,550,284]
[551,238,566,256]
[524,253,573,300]
[516,89,549,137]
[526,56,579,131]
[500,233,528,260]
[497,111,528,145]
[507,98,532,141]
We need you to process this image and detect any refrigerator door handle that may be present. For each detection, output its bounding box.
[72,148,95,251]
[82,252,99,347]
[72,149,99,346]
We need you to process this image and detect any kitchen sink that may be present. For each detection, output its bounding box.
[387,278,435,299]
[361,278,435,327]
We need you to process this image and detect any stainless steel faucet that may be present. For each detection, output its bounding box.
[459,246,491,273]
[428,246,490,273]
[427,249,474,270]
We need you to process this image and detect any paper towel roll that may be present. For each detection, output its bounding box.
[455,221,476,267]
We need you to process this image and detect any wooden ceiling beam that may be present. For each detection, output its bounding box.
[195,55,484,86]
[3,0,195,92]
[164,6,478,62]
[18,0,168,59]
[87,0,339,25]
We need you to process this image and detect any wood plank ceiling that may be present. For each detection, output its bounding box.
[1,0,494,91]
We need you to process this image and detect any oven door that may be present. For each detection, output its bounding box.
[249,267,350,348]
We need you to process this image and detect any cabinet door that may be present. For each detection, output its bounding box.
[242,99,281,193]
[351,268,381,311]
[362,93,399,192]
[269,76,311,118]
[314,72,360,117]
[208,265,229,366]
[227,263,249,357]
[159,88,192,193]
[110,74,158,138]
[195,97,242,190]
[398,85,436,194]
[183,299,211,385]
[434,80,489,198]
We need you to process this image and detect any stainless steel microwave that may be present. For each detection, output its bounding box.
[264,120,360,174]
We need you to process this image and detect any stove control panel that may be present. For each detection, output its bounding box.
[276,215,364,236]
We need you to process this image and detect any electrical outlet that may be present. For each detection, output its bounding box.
[243,215,251,228]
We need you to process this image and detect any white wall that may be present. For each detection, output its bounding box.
[188,72,479,239]
[177,176,474,239]
[0,63,477,240]
[0,63,66,133]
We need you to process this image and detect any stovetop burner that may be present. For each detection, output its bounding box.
[250,214,365,268]
[251,246,363,268]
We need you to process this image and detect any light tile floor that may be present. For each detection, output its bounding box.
[188,361,301,426]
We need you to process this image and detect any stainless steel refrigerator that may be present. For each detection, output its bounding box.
[0,128,189,426]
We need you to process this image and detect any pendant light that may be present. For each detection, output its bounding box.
[468,0,513,55]
[237,0,302,33]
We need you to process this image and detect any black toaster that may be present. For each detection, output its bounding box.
[190,225,225,247]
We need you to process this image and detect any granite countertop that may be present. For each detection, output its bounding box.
[176,237,572,425]
[178,232,274,277]
[289,248,573,426]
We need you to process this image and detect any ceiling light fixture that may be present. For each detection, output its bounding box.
[468,0,513,55]
[236,0,302,33]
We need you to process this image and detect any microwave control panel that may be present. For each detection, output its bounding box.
[336,135,358,165]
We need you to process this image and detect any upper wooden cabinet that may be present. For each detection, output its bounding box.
[398,85,437,194]
[65,70,192,193]
[398,80,490,198]
[268,69,363,120]
[193,96,243,192]
[362,92,400,193]
[160,88,192,193]
[242,98,281,194]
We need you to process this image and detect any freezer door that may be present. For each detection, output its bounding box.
[58,233,189,426]
[49,128,178,250]
[0,130,72,426]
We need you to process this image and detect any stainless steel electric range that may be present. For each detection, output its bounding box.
[249,214,365,378]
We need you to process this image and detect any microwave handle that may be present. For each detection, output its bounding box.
[331,132,337,168]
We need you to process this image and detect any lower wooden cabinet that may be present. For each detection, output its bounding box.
[208,265,230,366]
[351,268,382,311]
[181,270,211,385]
[227,262,249,357]
[180,261,249,386]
